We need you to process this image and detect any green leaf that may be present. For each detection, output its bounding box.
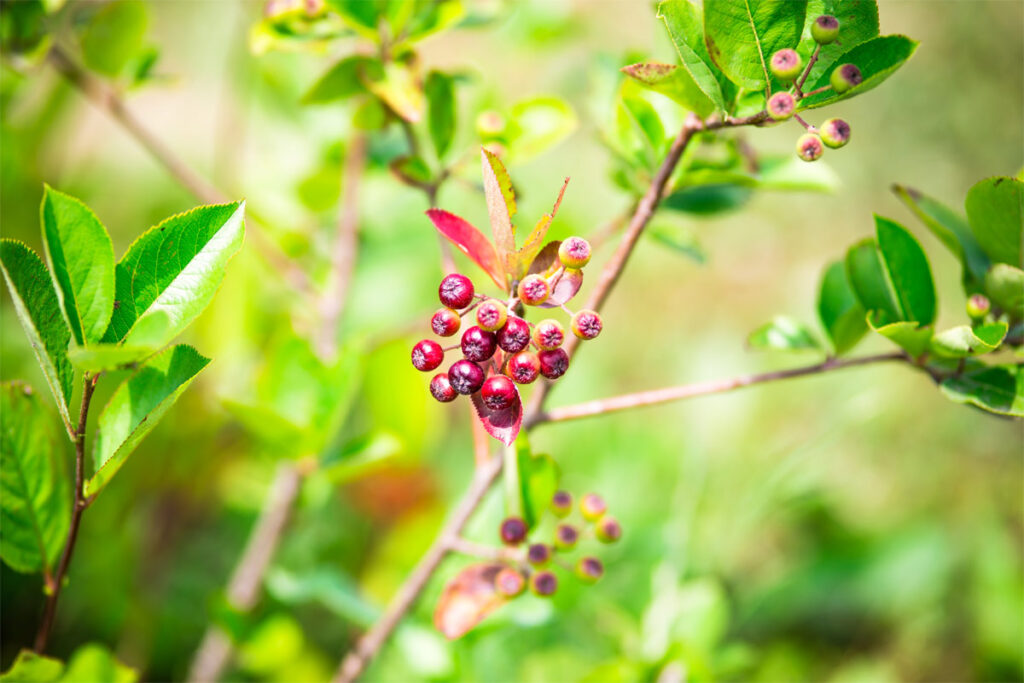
[875,215,936,325]
[0,240,74,429]
[425,71,456,158]
[103,202,245,350]
[845,239,900,324]
[364,62,425,123]
[87,345,210,497]
[402,0,464,43]
[657,0,731,111]
[324,0,383,41]
[984,264,1024,318]
[893,183,990,292]
[663,184,751,215]
[703,0,808,90]
[516,448,560,530]
[748,316,822,352]
[965,176,1023,268]
[798,0,879,85]
[505,96,577,164]
[617,86,665,166]
[0,383,70,575]
[800,35,918,110]
[647,223,707,263]
[303,55,378,104]
[67,344,156,373]
[620,62,715,117]
[868,313,932,358]
[80,0,148,78]
[941,365,1024,417]
[59,644,137,683]
[931,322,1008,358]
[817,260,867,355]
[1,650,64,682]
[40,186,115,346]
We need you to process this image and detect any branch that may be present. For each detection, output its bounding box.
[528,352,907,426]
[187,462,304,683]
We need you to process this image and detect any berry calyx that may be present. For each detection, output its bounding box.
[507,351,541,384]
[527,543,552,567]
[411,339,444,371]
[431,308,461,337]
[967,293,991,320]
[830,63,863,93]
[811,14,840,44]
[595,515,622,543]
[517,274,550,306]
[558,237,592,268]
[439,273,475,309]
[494,567,526,597]
[482,375,517,410]
[575,557,604,584]
[497,317,531,353]
[529,570,558,597]
[499,516,528,545]
[796,133,824,162]
[551,490,572,517]
[476,300,508,332]
[767,92,796,121]
[448,360,485,395]
[429,374,458,403]
[580,493,607,521]
[538,348,569,380]
[461,326,498,362]
[554,524,579,551]
[533,319,565,350]
[769,48,803,82]
[819,118,851,148]
[571,310,603,340]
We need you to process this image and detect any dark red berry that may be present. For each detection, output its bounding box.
[482,375,517,410]
[507,351,540,384]
[527,543,552,567]
[538,348,569,379]
[431,308,461,337]
[497,317,531,353]
[551,490,572,517]
[554,524,579,550]
[411,339,444,371]
[460,326,498,362]
[429,373,458,402]
[575,557,604,584]
[529,570,558,596]
[596,515,622,543]
[439,273,475,309]
[448,360,485,395]
[499,516,528,545]
[495,567,526,597]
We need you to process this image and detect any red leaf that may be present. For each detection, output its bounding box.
[540,267,583,309]
[434,562,508,639]
[470,382,523,446]
[426,209,506,290]
[480,148,517,253]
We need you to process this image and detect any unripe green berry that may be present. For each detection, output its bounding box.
[558,237,592,268]
[819,118,851,148]
[575,556,604,584]
[595,515,622,543]
[550,490,573,517]
[966,293,991,320]
[532,319,565,350]
[796,133,824,162]
[476,110,506,138]
[517,274,550,306]
[529,570,558,597]
[830,63,863,93]
[769,48,802,82]
[571,310,603,340]
[476,299,508,332]
[494,567,526,597]
[527,542,552,567]
[554,524,579,551]
[580,493,607,521]
[811,14,840,44]
[766,92,796,121]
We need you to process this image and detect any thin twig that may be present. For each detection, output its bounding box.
[528,352,907,427]
[795,45,821,94]
[34,374,97,653]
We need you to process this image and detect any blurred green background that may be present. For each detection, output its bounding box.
[2,1,1022,681]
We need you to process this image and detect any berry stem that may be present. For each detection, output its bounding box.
[794,113,816,132]
[802,84,833,98]
[448,537,519,562]
[559,304,575,317]
[795,44,821,94]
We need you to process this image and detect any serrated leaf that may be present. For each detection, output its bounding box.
[657,0,731,111]
[480,148,516,262]
[940,365,1024,417]
[800,35,918,110]
[364,62,425,123]
[817,260,867,355]
[965,176,1023,268]
[470,385,522,447]
[81,0,148,78]
[0,240,74,429]
[984,264,1024,318]
[703,0,808,90]
[425,209,505,290]
[59,644,137,683]
[867,313,932,358]
[620,62,715,116]
[845,239,900,324]
[86,345,210,497]
[648,222,707,263]
[931,322,1008,358]
[1,650,64,682]
[433,563,507,639]
[526,241,562,278]
[516,178,569,279]
[618,86,665,164]
[797,0,879,85]
[748,316,822,352]
[516,449,560,529]
[40,186,115,345]
[425,71,456,158]
[875,215,936,325]
[102,202,245,350]
[303,55,378,104]
[67,344,156,373]
[0,383,70,575]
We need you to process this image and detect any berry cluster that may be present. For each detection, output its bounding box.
[412,238,602,410]
[493,491,621,598]
[765,15,858,163]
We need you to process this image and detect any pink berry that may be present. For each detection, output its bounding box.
[476,300,508,332]
[495,567,526,597]
[580,493,607,521]
[507,351,540,384]
[767,92,796,121]
[570,310,603,340]
[558,237,591,268]
[517,274,550,306]
[538,348,568,379]
[429,373,458,402]
[497,317,531,353]
[529,570,557,597]
[431,308,461,337]
[411,339,444,371]
[532,319,565,350]
[439,273,475,309]
[481,375,517,410]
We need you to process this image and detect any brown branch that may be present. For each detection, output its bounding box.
[187,463,304,683]
[795,45,821,95]
[47,45,316,299]
[34,374,97,653]
[528,352,907,427]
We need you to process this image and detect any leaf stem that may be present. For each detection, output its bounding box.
[795,44,821,94]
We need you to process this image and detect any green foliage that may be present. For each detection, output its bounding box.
[1,644,137,683]
[874,216,936,325]
[965,176,1023,268]
[748,316,822,352]
[941,365,1024,417]
[817,260,867,355]
[657,0,732,112]
[985,264,1024,318]
[303,56,379,104]
[0,383,69,575]
[931,322,1007,358]
[425,71,456,158]
[703,0,808,90]
[80,0,149,78]
[515,440,560,529]
[797,0,879,85]
[799,35,918,110]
